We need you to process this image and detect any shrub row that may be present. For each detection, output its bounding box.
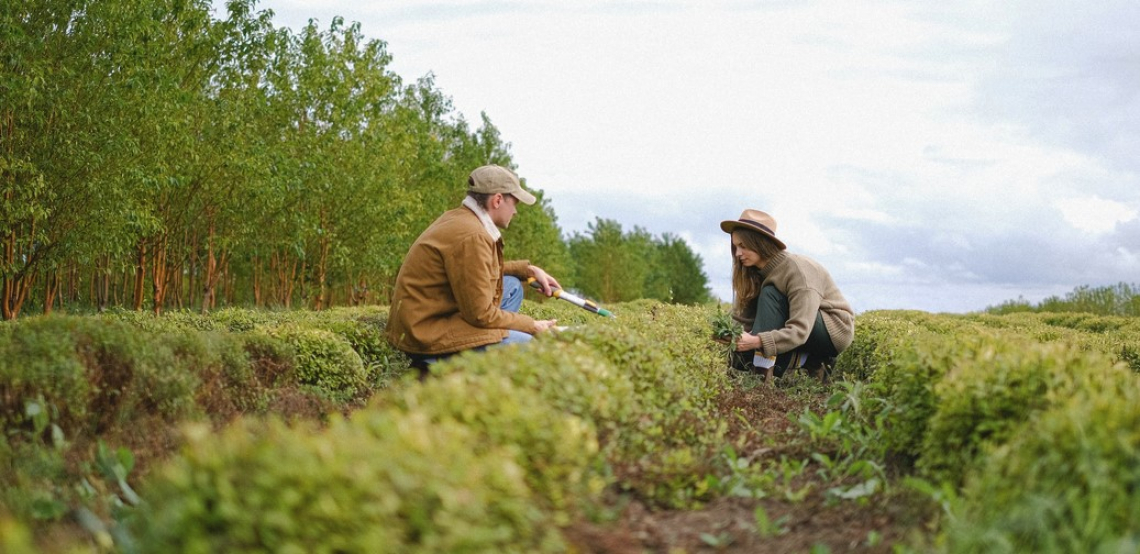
[126,300,732,552]
[0,308,409,526]
[841,310,1140,552]
[131,379,587,553]
[1,308,407,431]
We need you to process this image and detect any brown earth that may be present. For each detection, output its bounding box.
[564,377,938,554]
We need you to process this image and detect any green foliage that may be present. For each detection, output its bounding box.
[0,315,201,434]
[709,304,743,350]
[7,300,1140,552]
[131,415,565,553]
[566,218,711,305]
[424,300,730,508]
[986,282,1140,317]
[918,341,1118,484]
[369,372,606,525]
[1,0,570,316]
[847,316,959,458]
[943,366,1140,553]
[0,317,92,432]
[837,310,1140,551]
[258,325,368,403]
[832,310,926,382]
[656,232,713,305]
[545,304,728,507]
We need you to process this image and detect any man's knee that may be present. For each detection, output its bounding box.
[501,275,524,312]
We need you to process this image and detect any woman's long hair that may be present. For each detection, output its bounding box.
[730,228,785,321]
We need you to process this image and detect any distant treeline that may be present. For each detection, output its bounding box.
[1,0,710,319]
[987,282,1140,317]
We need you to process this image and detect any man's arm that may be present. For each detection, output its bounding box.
[448,238,536,332]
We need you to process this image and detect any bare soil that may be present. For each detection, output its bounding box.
[564,378,937,553]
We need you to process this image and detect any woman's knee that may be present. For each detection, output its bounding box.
[753,285,789,332]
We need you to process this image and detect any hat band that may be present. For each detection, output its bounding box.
[740,219,776,236]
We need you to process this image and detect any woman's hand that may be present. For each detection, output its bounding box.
[735,331,761,352]
[533,319,559,333]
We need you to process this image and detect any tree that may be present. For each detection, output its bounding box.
[568,218,647,303]
[567,220,710,304]
[655,233,712,304]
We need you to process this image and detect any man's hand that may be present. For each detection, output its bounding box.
[735,331,761,352]
[534,319,559,333]
[527,265,561,297]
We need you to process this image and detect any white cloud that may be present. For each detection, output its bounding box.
[218,0,1140,312]
[1055,196,1139,234]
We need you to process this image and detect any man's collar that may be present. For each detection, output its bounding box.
[462,196,502,241]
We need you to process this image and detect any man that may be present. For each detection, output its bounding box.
[387,164,560,375]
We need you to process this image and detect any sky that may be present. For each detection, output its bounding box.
[210,0,1140,313]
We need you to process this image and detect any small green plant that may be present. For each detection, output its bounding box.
[754,506,789,537]
[699,531,734,547]
[707,445,772,498]
[709,305,742,348]
[93,441,140,508]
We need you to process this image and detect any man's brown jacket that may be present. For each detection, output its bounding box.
[387,206,536,355]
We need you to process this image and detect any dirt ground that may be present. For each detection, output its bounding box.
[563,379,936,554]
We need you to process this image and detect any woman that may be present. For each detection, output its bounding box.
[720,209,855,379]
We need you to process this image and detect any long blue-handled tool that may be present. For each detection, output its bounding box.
[526,277,614,318]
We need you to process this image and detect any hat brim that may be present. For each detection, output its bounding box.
[511,188,537,205]
[720,220,787,249]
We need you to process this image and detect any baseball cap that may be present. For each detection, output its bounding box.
[468,165,537,205]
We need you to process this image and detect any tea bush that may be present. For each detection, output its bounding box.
[257,325,369,403]
[836,310,927,381]
[108,306,407,386]
[0,316,92,433]
[170,331,270,415]
[918,340,1118,484]
[9,301,1140,553]
[132,408,571,553]
[855,323,962,459]
[537,301,729,507]
[0,315,201,435]
[0,514,37,554]
[368,371,606,525]
[943,365,1140,553]
[432,324,728,508]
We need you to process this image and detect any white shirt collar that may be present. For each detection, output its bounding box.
[462,196,502,242]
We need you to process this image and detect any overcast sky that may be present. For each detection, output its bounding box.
[213,0,1140,313]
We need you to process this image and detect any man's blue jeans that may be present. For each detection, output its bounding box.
[498,275,533,346]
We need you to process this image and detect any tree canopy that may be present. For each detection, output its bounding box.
[1,0,710,318]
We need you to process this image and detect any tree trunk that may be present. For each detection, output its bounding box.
[201,222,217,314]
[252,255,263,307]
[271,250,299,308]
[151,234,169,315]
[95,256,109,312]
[43,271,60,314]
[314,231,330,311]
[187,227,198,309]
[133,239,147,311]
[3,226,35,320]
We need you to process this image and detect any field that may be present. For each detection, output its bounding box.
[3,300,1140,553]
